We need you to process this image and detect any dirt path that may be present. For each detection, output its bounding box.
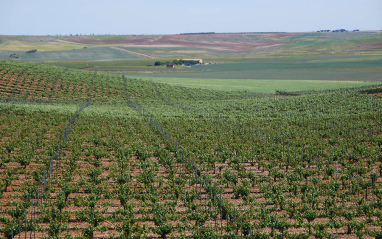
[110,47,154,58]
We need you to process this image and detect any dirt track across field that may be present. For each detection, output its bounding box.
[110,47,154,58]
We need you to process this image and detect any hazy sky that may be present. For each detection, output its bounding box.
[1,0,381,35]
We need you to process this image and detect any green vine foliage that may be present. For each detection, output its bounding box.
[1,60,382,238]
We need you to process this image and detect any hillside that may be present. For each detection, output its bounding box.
[0,60,382,238]
[2,33,382,93]
[2,32,382,62]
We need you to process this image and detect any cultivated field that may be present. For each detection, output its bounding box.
[1,32,382,238]
[140,77,377,93]
[4,32,381,92]
[0,59,382,239]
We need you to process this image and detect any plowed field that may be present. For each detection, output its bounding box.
[60,33,297,51]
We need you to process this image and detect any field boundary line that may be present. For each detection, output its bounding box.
[111,46,154,58]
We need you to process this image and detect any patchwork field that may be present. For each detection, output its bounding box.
[3,32,380,91]
[2,31,382,62]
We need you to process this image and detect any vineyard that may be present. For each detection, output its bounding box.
[0,59,382,238]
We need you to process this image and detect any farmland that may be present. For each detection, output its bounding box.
[1,31,382,239]
[3,32,381,92]
[0,58,382,239]
[137,77,378,93]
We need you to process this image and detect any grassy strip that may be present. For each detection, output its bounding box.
[141,77,378,93]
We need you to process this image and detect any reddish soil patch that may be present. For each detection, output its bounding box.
[369,92,382,97]
[60,33,299,51]
[136,34,290,51]
[355,42,382,50]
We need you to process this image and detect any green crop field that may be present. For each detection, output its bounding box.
[0,47,142,62]
[138,77,377,93]
[0,40,88,52]
[128,56,382,80]
[1,59,382,239]
[124,55,382,93]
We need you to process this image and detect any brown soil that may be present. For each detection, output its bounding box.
[355,42,382,50]
[1,108,379,239]
[136,34,289,51]
[369,92,382,97]
[60,33,299,51]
